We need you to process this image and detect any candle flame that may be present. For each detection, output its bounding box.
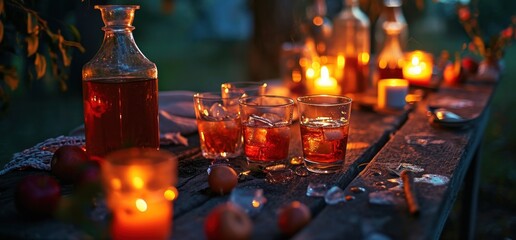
[337,55,345,68]
[252,200,261,208]
[315,66,336,88]
[320,66,330,79]
[135,198,148,212]
[292,70,302,83]
[411,56,420,65]
[313,16,324,26]
[359,52,370,65]
[132,176,144,189]
[164,186,179,201]
[306,68,315,78]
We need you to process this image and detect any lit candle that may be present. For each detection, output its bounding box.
[101,148,178,240]
[378,78,408,109]
[403,51,433,86]
[112,197,172,240]
[313,65,340,95]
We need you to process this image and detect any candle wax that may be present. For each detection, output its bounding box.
[112,200,172,240]
[313,66,340,95]
[378,79,408,109]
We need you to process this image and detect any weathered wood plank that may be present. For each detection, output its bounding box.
[171,108,410,239]
[295,84,495,240]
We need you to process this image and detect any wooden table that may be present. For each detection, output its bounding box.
[0,81,495,239]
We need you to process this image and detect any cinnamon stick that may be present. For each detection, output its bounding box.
[401,170,420,216]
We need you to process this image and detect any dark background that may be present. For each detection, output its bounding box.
[0,0,514,238]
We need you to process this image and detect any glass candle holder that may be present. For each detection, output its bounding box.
[377,78,408,109]
[403,51,434,86]
[101,148,178,240]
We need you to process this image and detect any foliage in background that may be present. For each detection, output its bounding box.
[0,0,84,110]
[457,2,515,63]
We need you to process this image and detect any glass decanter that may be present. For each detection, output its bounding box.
[306,0,332,56]
[374,0,408,53]
[82,5,159,161]
[377,22,405,80]
[330,0,370,94]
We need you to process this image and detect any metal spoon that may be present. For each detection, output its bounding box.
[432,108,465,123]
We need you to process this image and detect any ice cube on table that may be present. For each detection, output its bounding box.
[325,186,346,205]
[306,183,329,197]
[266,169,294,184]
[229,188,267,216]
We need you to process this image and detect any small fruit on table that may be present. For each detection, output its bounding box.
[277,201,311,236]
[15,175,61,218]
[208,165,238,195]
[51,145,90,183]
[204,203,253,240]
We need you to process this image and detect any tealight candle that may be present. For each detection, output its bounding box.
[403,51,433,86]
[378,78,408,109]
[101,148,178,240]
[312,65,340,95]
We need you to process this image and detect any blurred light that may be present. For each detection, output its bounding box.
[135,198,148,212]
[164,186,178,201]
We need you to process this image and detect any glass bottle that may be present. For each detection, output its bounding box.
[330,0,370,94]
[374,0,408,53]
[306,0,332,56]
[82,5,159,161]
[377,22,405,80]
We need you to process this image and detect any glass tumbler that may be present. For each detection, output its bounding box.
[297,95,352,174]
[221,81,267,98]
[193,92,243,159]
[239,95,295,165]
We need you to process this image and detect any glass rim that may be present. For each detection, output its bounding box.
[193,91,241,100]
[297,94,353,106]
[94,5,140,10]
[104,148,177,166]
[239,95,295,107]
[221,81,267,88]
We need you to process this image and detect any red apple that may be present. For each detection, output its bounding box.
[51,145,90,183]
[443,61,463,85]
[15,175,61,218]
[461,57,479,75]
[208,165,238,195]
[277,201,311,236]
[204,203,252,240]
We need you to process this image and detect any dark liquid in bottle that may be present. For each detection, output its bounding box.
[83,78,159,161]
[378,66,404,80]
[338,56,367,93]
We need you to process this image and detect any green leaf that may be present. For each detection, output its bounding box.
[27,13,39,34]
[35,53,47,79]
[57,34,71,66]
[4,70,19,90]
[26,34,39,57]
[473,36,485,56]
[68,24,81,41]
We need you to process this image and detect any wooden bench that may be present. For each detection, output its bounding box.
[0,82,495,239]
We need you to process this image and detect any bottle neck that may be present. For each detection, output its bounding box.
[313,0,327,16]
[344,0,358,7]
